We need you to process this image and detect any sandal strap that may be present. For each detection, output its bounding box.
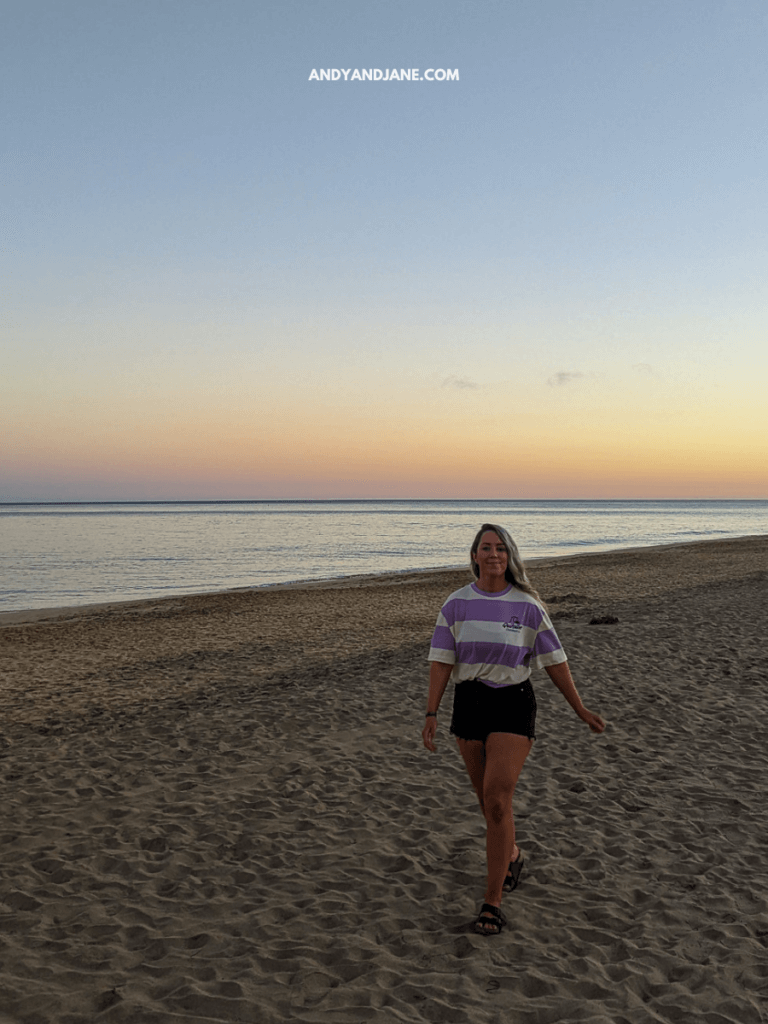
[479,902,503,921]
[503,851,524,891]
[475,903,506,932]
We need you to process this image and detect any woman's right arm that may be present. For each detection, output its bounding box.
[422,661,454,752]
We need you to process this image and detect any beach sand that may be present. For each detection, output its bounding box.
[1,536,767,1024]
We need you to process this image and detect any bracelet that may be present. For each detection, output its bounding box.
[425,711,437,717]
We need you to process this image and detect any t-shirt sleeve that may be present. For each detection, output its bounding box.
[529,606,568,669]
[428,606,456,665]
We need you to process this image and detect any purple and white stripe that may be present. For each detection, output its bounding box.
[428,582,567,686]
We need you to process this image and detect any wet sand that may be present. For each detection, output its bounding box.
[1,536,767,1023]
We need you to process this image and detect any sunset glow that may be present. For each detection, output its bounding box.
[3,2,767,500]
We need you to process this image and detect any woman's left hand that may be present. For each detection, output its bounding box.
[422,715,438,752]
[579,708,606,733]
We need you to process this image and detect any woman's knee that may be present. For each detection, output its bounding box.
[484,789,514,826]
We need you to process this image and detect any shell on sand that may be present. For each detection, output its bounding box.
[1,536,767,1023]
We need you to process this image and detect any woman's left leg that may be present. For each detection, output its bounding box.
[481,732,532,908]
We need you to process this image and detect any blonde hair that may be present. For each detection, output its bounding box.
[470,523,544,604]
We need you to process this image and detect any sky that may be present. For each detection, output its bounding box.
[3,0,767,500]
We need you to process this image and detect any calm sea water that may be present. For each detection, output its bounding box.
[1,500,766,612]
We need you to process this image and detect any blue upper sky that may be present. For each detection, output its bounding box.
[3,0,767,499]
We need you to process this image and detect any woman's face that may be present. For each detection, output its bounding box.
[473,531,508,579]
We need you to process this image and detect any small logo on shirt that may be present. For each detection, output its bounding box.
[502,616,523,631]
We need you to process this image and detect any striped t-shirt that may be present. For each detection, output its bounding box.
[428,582,567,686]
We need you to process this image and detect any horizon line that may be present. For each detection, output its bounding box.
[2,497,766,505]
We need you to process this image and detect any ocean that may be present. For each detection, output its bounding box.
[1,499,766,612]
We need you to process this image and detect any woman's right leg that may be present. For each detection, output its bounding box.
[457,734,529,934]
[456,738,487,815]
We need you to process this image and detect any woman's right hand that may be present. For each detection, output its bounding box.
[422,715,438,752]
[423,663,452,752]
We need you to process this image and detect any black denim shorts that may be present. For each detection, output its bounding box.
[449,678,537,742]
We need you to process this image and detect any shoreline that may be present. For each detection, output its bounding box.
[2,531,765,627]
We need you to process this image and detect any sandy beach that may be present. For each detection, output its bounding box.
[1,535,767,1024]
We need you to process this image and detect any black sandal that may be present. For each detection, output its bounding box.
[502,850,524,893]
[474,903,506,936]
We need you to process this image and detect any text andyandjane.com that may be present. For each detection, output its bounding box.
[308,68,459,82]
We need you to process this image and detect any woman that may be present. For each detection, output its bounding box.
[421,524,605,936]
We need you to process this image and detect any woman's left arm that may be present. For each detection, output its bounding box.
[545,662,606,733]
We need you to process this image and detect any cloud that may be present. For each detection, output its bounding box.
[633,363,660,378]
[547,371,584,387]
[441,376,479,390]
